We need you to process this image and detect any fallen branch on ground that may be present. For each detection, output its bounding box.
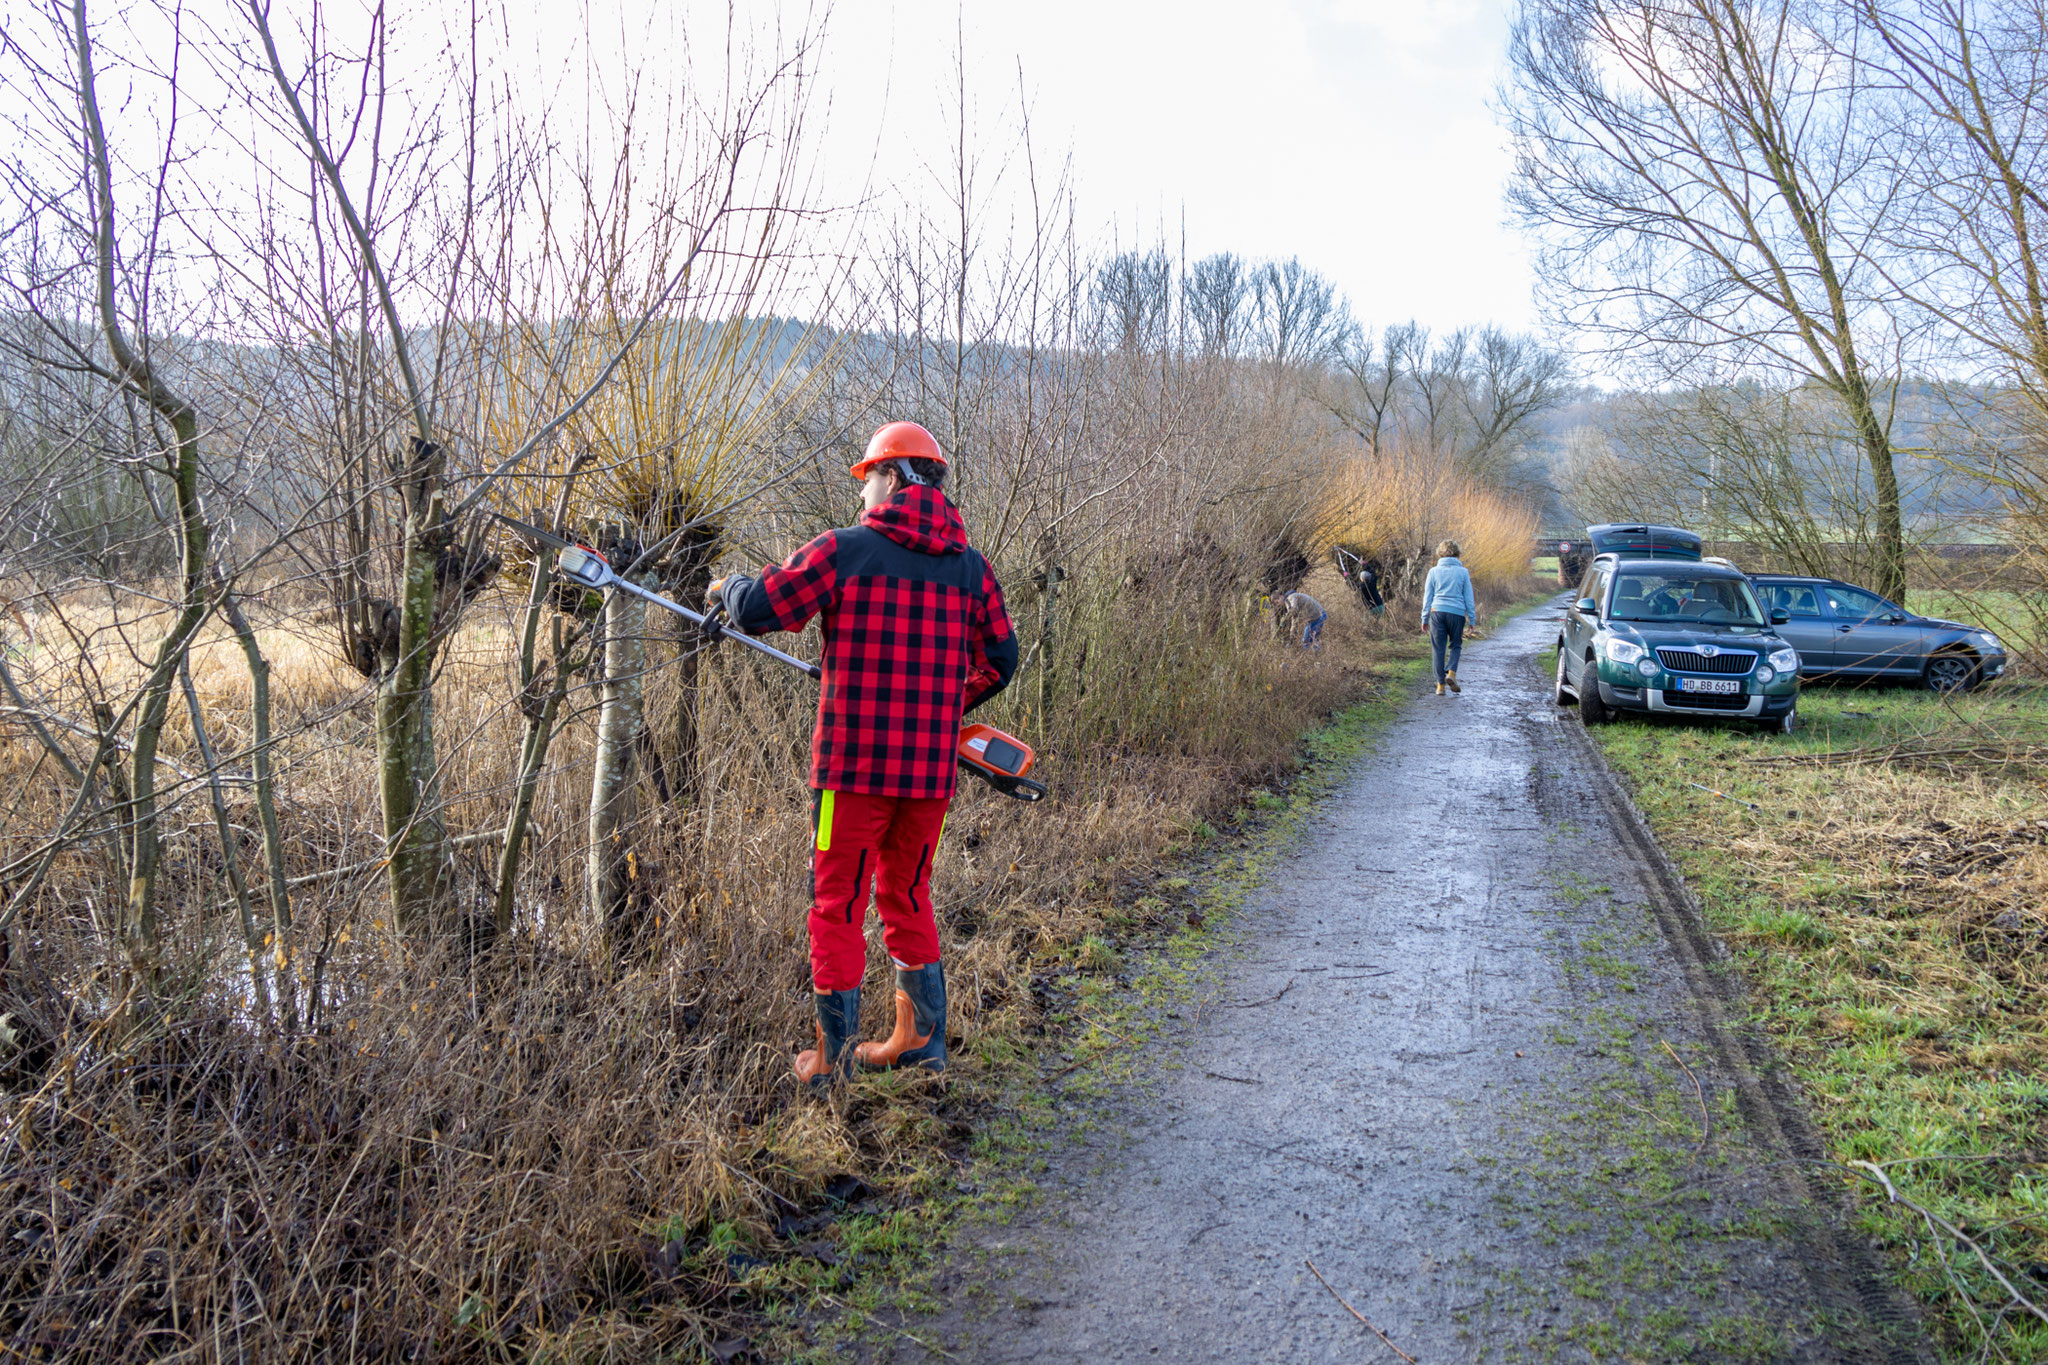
[1841,1158,2048,1335]
[1304,1256,1416,1363]
[1661,1039,1712,1162]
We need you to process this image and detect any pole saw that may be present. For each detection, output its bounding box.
[496,515,1049,802]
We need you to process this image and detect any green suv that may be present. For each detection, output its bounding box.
[1555,553,1802,734]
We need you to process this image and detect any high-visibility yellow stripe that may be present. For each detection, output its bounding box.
[816,790,835,852]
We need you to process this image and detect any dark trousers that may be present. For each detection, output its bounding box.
[1429,611,1466,681]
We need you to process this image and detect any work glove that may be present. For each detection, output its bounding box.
[706,576,728,609]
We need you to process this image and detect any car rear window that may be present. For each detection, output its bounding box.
[1610,572,1765,625]
[1588,526,1704,560]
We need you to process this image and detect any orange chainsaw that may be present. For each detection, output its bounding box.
[956,723,1047,802]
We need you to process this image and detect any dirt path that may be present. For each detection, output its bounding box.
[864,602,1930,1364]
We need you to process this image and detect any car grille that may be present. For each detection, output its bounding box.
[1656,648,1756,675]
[1659,690,1751,710]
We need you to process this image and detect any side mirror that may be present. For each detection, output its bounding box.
[1770,608,1790,625]
[1886,612,1907,623]
[1575,597,1599,616]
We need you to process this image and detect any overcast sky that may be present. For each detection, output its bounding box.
[4,0,1536,337]
[809,0,1537,334]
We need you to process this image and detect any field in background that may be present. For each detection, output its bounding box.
[1586,676,2048,1362]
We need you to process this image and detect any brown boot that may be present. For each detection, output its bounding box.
[1445,670,1461,693]
[1434,681,1445,695]
[854,963,947,1072]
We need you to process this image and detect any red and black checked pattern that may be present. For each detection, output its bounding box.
[725,486,1017,798]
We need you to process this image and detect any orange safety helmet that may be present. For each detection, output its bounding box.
[849,420,947,482]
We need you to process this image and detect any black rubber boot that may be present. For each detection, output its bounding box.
[794,987,860,1090]
[855,962,947,1072]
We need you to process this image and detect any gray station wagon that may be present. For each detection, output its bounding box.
[1748,575,2008,692]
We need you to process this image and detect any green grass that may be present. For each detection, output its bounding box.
[1908,587,2046,659]
[1585,676,2048,1362]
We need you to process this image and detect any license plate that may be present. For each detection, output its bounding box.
[1676,677,1740,695]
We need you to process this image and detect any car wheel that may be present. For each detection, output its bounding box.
[1757,709,1796,736]
[1579,655,1612,725]
[1924,650,1979,693]
[1554,643,1574,705]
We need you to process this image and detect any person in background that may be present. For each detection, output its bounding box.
[1420,540,1476,695]
[1557,540,1586,588]
[1356,559,1385,616]
[1282,588,1327,649]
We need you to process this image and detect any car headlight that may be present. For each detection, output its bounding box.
[1975,631,2003,652]
[1638,657,1661,676]
[1756,665,1775,684]
[1603,638,1646,666]
[1767,646,1799,672]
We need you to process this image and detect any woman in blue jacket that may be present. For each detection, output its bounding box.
[1420,541,1476,695]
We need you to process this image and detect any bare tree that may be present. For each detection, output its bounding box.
[1506,0,1915,601]
[1254,256,1346,371]
[1856,0,2048,407]
[1607,382,1926,581]
[1455,327,1575,481]
[1325,322,1404,455]
[1184,252,1254,356]
[1097,249,1173,355]
[65,0,214,999]
[234,0,820,935]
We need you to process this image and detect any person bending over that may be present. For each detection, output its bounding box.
[1282,589,1327,649]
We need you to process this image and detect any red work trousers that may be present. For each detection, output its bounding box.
[808,788,948,992]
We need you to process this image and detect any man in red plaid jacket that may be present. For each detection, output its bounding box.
[713,421,1016,1088]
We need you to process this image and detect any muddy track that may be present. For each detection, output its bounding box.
[859,601,1931,1364]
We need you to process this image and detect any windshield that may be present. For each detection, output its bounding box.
[1608,572,1764,626]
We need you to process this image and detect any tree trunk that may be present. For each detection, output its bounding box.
[122,407,210,991]
[669,556,718,804]
[378,441,452,933]
[1849,392,1908,605]
[218,585,297,1031]
[495,615,577,939]
[177,663,273,1025]
[1035,534,1063,727]
[672,639,702,802]
[588,586,648,939]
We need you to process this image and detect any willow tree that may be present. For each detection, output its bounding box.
[239,0,826,937]
[490,310,838,942]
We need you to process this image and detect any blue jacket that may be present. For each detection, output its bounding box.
[1420,557,1476,622]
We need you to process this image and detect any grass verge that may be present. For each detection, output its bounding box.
[1580,670,2048,1362]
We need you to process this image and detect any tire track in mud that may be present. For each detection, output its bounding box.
[858,602,1929,1365]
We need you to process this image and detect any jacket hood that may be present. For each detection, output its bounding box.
[859,484,968,556]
